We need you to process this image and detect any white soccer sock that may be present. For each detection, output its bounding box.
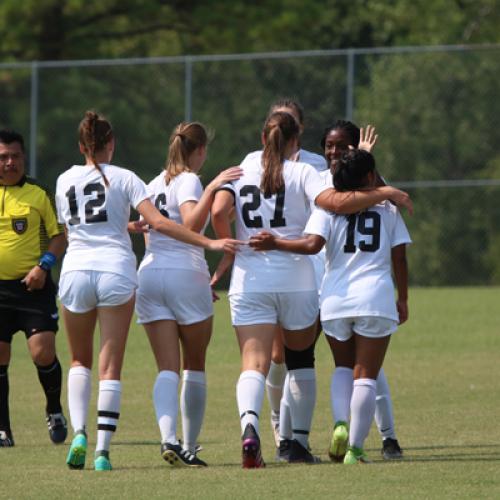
[236,370,265,434]
[279,373,292,440]
[349,378,377,450]
[96,379,121,453]
[67,366,91,434]
[288,368,316,448]
[266,361,287,417]
[330,366,354,424]
[153,370,180,445]
[180,370,206,453]
[375,368,396,439]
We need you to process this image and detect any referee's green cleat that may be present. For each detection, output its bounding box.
[344,445,370,464]
[66,431,87,470]
[94,450,112,471]
[328,421,349,462]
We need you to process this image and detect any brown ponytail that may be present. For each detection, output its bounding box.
[78,110,113,187]
[165,122,208,184]
[261,111,299,196]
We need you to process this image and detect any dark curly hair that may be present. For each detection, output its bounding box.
[333,149,376,191]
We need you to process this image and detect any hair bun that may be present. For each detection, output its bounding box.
[84,110,98,122]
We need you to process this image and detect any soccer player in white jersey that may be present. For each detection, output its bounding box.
[55,111,241,472]
[241,99,328,450]
[210,111,413,467]
[321,120,404,460]
[250,149,411,464]
[135,122,242,468]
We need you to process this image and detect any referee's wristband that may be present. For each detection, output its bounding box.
[38,251,57,271]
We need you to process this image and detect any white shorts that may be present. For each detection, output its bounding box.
[59,271,136,313]
[135,268,213,325]
[229,291,318,330]
[322,316,398,342]
[309,252,326,295]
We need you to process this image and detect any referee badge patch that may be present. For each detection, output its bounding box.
[12,217,28,234]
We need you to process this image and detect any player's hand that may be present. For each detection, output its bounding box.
[207,238,245,254]
[249,231,277,251]
[359,125,378,153]
[128,219,149,233]
[385,187,413,215]
[211,287,220,302]
[21,265,47,291]
[210,253,235,288]
[397,299,408,324]
[207,167,243,192]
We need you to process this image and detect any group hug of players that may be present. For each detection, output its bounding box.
[0,98,412,470]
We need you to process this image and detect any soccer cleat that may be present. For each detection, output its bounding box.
[328,421,349,462]
[178,438,203,454]
[276,439,291,462]
[46,412,68,444]
[288,439,321,464]
[0,429,14,447]
[270,411,281,448]
[94,450,112,471]
[241,423,265,468]
[161,442,207,467]
[66,431,87,469]
[344,445,370,464]
[382,438,403,460]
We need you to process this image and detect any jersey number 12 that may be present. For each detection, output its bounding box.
[65,183,108,225]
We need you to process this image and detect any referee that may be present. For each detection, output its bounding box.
[0,130,67,447]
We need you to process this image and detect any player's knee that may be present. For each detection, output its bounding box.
[32,349,56,367]
[0,344,11,365]
[284,343,315,370]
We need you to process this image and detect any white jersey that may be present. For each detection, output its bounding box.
[297,149,328,172]
[242,149,327,173]
[305,201,411,321]
[226,153,328,294]
[309,169,331,290]
[55,164,149,283]
[138,171,209,276]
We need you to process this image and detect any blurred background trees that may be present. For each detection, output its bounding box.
[0,0,499,286]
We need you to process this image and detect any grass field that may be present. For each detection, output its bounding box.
[2,287,500,499]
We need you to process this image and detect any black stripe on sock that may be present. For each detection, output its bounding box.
[240,410,259,420]
[98,424,116,432]
[293,429,310,435]
[98,411,120,419]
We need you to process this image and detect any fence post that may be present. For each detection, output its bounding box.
[185,56,193,122]
[29,61,39,177]
[345,49,355,120]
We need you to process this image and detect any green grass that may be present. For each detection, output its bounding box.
[3,287,500,499]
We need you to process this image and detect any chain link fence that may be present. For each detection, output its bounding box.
[1,44,499,286]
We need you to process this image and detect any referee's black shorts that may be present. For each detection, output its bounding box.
[0,276,59,343]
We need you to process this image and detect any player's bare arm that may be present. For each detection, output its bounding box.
[249,231,325,255]
[391,243,409,324]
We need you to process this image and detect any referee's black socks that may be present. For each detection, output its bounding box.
[0,365,10,431]
[36,357,63,414]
